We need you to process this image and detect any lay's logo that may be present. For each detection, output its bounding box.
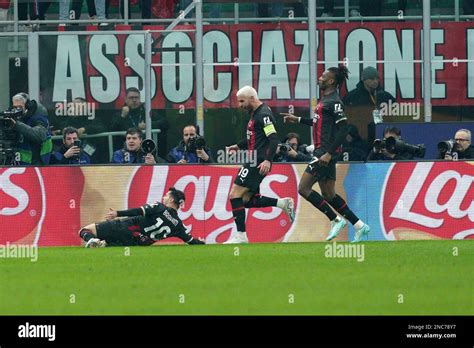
[126,165,300,244]
[0,168,45,245]
[381,162,474,240]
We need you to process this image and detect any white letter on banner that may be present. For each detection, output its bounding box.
[420,29,446,98]
[383,29,415,98]
[345,29,377,91]
[125,34,157,101]
[324,30,338,73]
[237,31,253,89]
[258,31,291,99]
[203,31,232,103]
[294,30,310,99]
[161,32,193,103]
[468,29,474,98]
[52,35,85,101]
[89,35,120,103]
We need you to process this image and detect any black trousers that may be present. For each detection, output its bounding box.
[71,0,97,18]
[119,0,151,19]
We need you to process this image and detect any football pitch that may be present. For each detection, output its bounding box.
[1,240,472,315]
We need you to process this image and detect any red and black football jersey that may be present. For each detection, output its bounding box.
[129,202,193,243]
[312,91,347,154]
[245,103,277,161]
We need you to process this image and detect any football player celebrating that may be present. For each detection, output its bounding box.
[281,66,370,243]
[78,187,204,247]
[224,86,295,244]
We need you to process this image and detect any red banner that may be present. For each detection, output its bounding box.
[43,22,474,109]
[1,162,472,246]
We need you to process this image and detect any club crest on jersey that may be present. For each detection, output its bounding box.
[334,103,344,115]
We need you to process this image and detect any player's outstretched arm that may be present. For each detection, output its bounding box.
[280,112,313,126]
[108,207,144,219]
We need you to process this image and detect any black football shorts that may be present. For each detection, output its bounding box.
[96,219,153,246]
[304,151,337,182]
[233,162,266,193]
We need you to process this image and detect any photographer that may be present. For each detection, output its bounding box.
[167,125,213,164]
[50,127,91,165]
[111,87,169,156]
[337,124,368,162]
[111,128,166,164]
[438,129,472,160]
[274,132,312,163]
[1,93,52,166]
[367,126,423,161]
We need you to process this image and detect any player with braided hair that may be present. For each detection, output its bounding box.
[281,66,370,243]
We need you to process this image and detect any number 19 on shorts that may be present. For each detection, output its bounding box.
[238,166,249,179]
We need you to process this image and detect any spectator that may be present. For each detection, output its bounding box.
[179,0,221,20]
[50,97,106,162]
[111,87,169,156]
[292,1,306,18]
[120,0,151,19]
[29,1,70,22]
[367,126,413,161]
[321,0,360,18]
[0,1,8,21]
[274,132,312,163]
[9,93,52,165]
[50,127,91,165]
[398,0,422,16]
[464,0,474,16]
[343,66,395,145]
[52,97,105,136]
[111,128,166,164]
[320,0,335,17]
[257,3,284,18]
[71,0,106,22]
[438,129,472,160]
[337,124,368,162]
[359,0,382,17]
[152,0,176,19]
[343,66,395,110]
[167,125,213,164]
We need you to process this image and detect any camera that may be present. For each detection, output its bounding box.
[373,137,426,158]
[0,108,22,165]
[0,108,23,128]
[373,138,386,152]
[187,136,206,152]
[438,139,455,154]
[141,138,156,154]
[278,143,292,154]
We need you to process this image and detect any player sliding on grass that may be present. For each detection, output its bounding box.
[78,187,205,247]
[281,65,370,243]
[224,86,295,244]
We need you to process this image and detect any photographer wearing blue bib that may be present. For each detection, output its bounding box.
[0,93,52,166]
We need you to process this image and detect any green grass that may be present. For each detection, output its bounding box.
[1,241,472,315]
